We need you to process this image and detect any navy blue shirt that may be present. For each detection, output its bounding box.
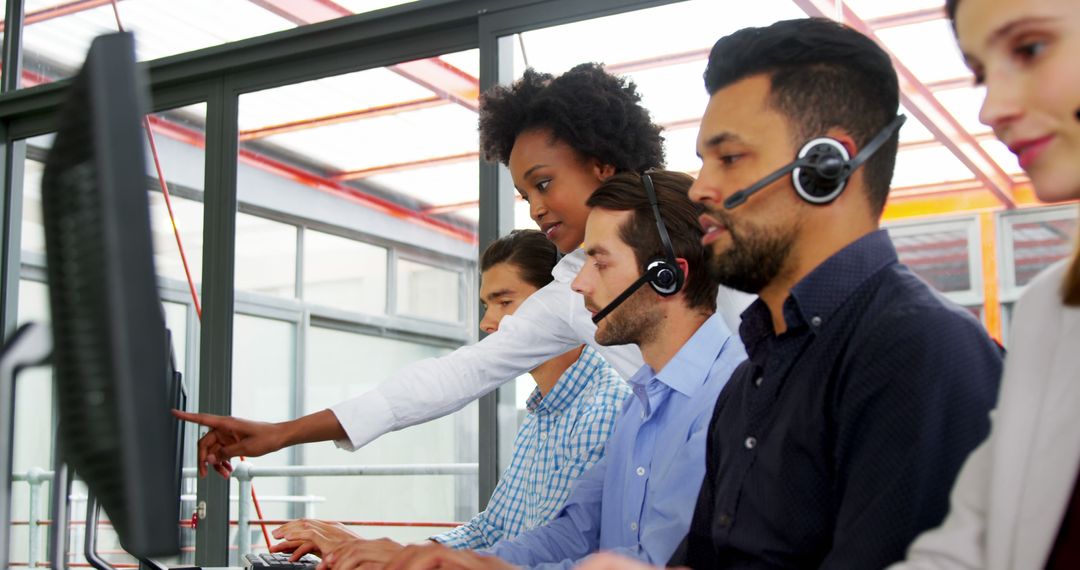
[671,230,1003,569]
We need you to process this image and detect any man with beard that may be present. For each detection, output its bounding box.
[579,18,1004,570]
[357,171,745,570]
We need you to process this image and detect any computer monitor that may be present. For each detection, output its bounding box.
[39,31,182,560]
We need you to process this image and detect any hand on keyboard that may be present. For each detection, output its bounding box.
[244,552,321,570]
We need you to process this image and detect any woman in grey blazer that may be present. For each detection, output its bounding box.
[893,0,1080,568]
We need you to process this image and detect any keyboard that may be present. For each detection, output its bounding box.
[243,552,321,569]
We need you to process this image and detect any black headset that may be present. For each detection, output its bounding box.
[723,114,907,209]
[591,173,684,324]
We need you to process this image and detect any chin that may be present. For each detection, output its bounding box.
[1029,168,1080,203]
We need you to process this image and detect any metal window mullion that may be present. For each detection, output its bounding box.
[194,76,239,568]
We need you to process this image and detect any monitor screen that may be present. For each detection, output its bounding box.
[40,31,181,559]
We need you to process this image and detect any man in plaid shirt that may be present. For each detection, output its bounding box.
[432,230,630,548]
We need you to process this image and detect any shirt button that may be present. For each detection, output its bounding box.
[540,433,547,441]
[754,376,763,387]
[745,436,757,449]
[630,522,638,531]
[811,316,823,327]
[640,410,646,419]
[718,513,732,527]
[636,467,646,476]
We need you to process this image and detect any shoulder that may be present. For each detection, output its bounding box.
[577,348,632,407]
[1012,259,1071,327]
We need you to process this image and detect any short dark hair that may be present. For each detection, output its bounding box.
[586,171,716,313]
[945,0,959,22]
[480,229,559,290]
[478,63,665,172]
[704,18,900,215]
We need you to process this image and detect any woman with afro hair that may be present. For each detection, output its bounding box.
[176,63,752,493]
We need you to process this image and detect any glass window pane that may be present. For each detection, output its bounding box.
[1009,215,1079,288]
[236,213,298,298]
[304,327,477,543]
[891,225,974,293]
[303,230,387,315]
[396,259,461,322]
[230,314,296,560]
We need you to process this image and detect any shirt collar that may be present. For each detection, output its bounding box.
[526,345,604,415]
[552,248,585,283]
[629,312,734,398]
[789,229,898,327]
[738,230,897,362]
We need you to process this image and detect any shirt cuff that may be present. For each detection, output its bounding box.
[329,390,396,451]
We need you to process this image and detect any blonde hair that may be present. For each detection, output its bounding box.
[1066,206,1080,306]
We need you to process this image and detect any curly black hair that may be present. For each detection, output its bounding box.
[478,63,665,172]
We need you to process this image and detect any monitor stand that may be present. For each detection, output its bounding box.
[84,495,200,570]
[0,322,53,568]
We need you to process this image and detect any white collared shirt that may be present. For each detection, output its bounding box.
[330,249,752,450]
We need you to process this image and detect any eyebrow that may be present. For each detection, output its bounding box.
[522,164,549,179]
[696,132,744,159]
[482,288,514,303]
[986,16,1056,48]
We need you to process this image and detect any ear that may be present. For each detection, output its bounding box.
[592,160,617,182]
[675,257,690,285]
[824,128,857,158]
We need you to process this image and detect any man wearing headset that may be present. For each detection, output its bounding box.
[579,18,1005,570]
[330,170,745,570]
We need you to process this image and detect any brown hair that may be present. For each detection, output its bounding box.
[480,229,559,290]
[1066,207,1080,306]
[586,170,717,313]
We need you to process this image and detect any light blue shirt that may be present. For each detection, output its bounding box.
[486,313,746,568]
[432,346,630,548]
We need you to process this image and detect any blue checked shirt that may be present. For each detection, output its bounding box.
[487,313,746,569]
[432,346,630,549]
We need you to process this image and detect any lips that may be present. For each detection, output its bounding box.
[698,213,728,247]
[1008,135,1056,170]
[540,222,562,241]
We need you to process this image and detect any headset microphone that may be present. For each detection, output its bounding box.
[592,174,684,324]
[723,114,907,210]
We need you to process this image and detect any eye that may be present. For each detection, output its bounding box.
[720,154,743,166]
[1013,39,1046,62]
[535,179,551,192]
[500,300,514,308]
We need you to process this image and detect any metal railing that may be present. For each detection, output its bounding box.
[8,462,478,567]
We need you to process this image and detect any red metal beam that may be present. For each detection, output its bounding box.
[333,151,480,181]
[389,59,479,112]
[792,0,1017,209]
[246,0,350,25]
[146,115,477,243]
[0,0,122,32]
[238,96,446,141]
[605,48,711,76]
[864,6,945,29]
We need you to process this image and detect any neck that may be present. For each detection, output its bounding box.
[639,309,711,373]
[759,212,878,335]
[530,345,584,397]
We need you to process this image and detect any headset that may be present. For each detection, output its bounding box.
[723,114,907,210]
[591,173,684,324]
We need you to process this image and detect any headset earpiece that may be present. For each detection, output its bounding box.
[646,258,683,297]
[792,137,851,204]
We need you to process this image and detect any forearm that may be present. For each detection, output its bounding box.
[280,409,347,447]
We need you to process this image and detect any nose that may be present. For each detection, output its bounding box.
[529,194,548,223]
[688,171,716,205]
[978,72,1024,133]
[479,309,499,335]
[571,265,592,297]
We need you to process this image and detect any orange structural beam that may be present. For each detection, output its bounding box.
[883,181,1040,222]
[979,212,1003,342]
